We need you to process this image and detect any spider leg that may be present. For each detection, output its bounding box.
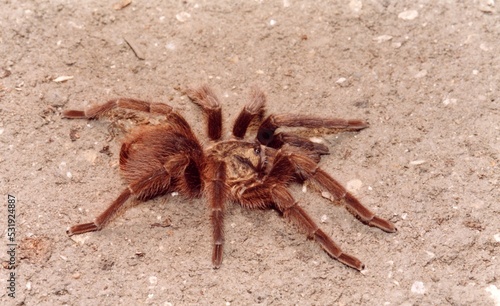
[257,114,368,146]
[232,86,266,138]
[266,132,329,162]
[63,98,195,139]
[62,98,175,119]
[235,183,364,270]
[185,85,223,141]
[281,148,397,233]
[205,159,228,268]
[67,167,172,236]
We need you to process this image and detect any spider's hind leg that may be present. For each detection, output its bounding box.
[67,167,172,236]
[236,183,365,270]
[284,150,397,233]
[62,98,175,119]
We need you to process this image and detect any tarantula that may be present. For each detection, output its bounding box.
[63,85,396,270]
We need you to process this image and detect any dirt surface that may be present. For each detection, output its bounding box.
[1,0,499,305]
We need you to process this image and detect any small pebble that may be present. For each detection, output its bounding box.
[373,35,393,43]
[411,281,426,294]
[443,98,457,106]
[336,77,347,85]
[149,276,158,285]
[485,285,500,305]
[346,179,362,193]
[349,0,362,13]
[320,214,328,223]
[398,10,419,20]
[175,12,191,22]
[414,70,427,78]
[409,160,426,165]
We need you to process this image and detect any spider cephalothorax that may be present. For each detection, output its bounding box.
[64,85,396,270]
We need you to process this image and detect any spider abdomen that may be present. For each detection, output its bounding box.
[120,124,204,199]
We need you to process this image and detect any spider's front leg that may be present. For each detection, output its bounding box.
[185,85,223,141]
[204,158,229,268]
[257,113,368,152]
[232,86,266,138]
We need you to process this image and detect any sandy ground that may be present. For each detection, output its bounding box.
[1,0,499,305]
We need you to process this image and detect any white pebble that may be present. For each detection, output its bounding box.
[373,35,393,43]
[485,285,500,306]
[302,185,307,193]
[414,70,427,78]
[494,233,500,242]
[166,42,176,50]
[26,281,32,290]
[53,75,74,83]
[411,281,426,294]
[336,77,347,84]
[69,233,89,245]
[321,191,333,200]
[480,43,490,51]
[349,0,362,13]
[425,251,435,258]
[320,214,328,223]
[149,276,158,285]
[171,192,179,197]
[309,137,324,143]
[443,98,457,106]
[346,179,363,193]
[409,160,426,165]
[175,12,191,22]
[398,10,419,20]
[269,19,277,26]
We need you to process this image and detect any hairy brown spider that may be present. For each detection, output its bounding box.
[63,85,396,270]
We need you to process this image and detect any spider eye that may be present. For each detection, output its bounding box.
[254,146,261,155]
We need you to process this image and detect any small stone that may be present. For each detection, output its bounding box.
[398,10,418,20]
[414,70,427,78]
[149,276,158,285]
[349,0,363,13]
[411,281,426,294]
[409,160,426,165]
[346,179,363,193]
[175,12,191,22]
[494,233,500,242]
[320,214,328,223]
[443,98,457,106]
[321,191,333,200]
[336,77,347,84]
[373,35,393,43]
